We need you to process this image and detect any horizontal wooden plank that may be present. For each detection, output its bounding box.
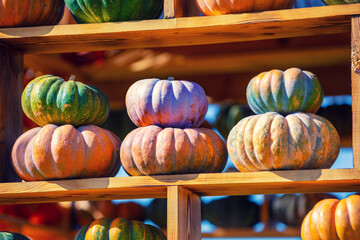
[0,169,360,204]
[0,5,359,54]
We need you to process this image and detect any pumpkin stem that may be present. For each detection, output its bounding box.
[69,75,76,82]
[167,77,175,81]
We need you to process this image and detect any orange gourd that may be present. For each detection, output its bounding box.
[120,125,227,175]
[12,124,121,181]
[301,195,360,240]
[195,0,295,16]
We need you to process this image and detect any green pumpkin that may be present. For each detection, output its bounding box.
[246,68,324,115]
[74,217,166,240]
[64,0,163,24]
[0,232,30,240]
[321,0,360,4]
[22,75,110,127]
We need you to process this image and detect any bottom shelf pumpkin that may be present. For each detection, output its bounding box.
[228,112,340,171]
[12,124,121,181]
[301,194,360,240]
[74,217,166,240]
[0,232,30,240]
[120,125,227,175]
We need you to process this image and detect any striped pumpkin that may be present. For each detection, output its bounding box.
[22,75,110,127]
[246,68,324,115]
[227,112,340,171]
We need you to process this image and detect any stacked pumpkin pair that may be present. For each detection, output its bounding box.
[228,68,340,171]
[120,78,227,176]
[11,75,121,181]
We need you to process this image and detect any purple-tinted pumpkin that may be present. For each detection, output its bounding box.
[125,78,208,128]
[227,112,340,171]
[12,124,121,181]
[120,125,227,175]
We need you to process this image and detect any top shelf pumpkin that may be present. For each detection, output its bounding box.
[64,0,163,23]
[0,0,65,28]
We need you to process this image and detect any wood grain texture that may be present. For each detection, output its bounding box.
[0,46,23,183]
[1,169,360,204]
[352,16,360,169]
[0,4,359,54]
[167,186,201,240]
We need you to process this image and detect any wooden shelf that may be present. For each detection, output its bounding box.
[1,169,360,205]
[0,4,359,54]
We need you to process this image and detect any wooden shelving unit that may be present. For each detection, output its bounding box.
[1,2,360,239]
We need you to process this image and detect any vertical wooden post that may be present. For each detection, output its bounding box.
[167,186,201,240]
[0,45,23,182]
[164,0,200,19]
[352,16,360,170]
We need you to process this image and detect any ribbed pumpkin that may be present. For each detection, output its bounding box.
[12,124,121,181]
[120,125,227,175]
[74,217,166,240]
[246,68,324,115]
[0,0,64,28]
[22,75,110,127]
[321,0,360,4]
[64,0,163,24]
[270,193,337,226]
[203,196,260,228]
[227,112,340,171]
[195,0,295,16]
[301,195,360,240]
[126,78,208,128]
[0,232,29,240]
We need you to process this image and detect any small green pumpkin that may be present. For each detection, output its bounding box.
[22,75,110,127]
[65,0,163,24]
[74,217,166,240]
[246,68,324,115]
[0,232,30,240]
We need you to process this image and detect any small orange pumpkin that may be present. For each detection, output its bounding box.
[301,195,360,240]
[120,125,227,175]
[12,124,121,181]
[195,0,295,16]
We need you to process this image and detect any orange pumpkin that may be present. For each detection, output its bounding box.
[301,195,360,240]
[0,0,65,27]
[195,0,295,16]
[12,124,121,181]
[120,125,227,175]
[227,112,340,171]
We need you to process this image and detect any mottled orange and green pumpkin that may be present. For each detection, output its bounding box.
[227,112,340,171]
[22,75,110,127]
[301,195,360,240]
[120,125,227,175]
[0,0,64,28]
[74,217,166,240]
[246,68,324,115]
[0,232,30,240]
[11,124,121,181]
[195,0,295,16]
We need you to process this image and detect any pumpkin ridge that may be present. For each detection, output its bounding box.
[202,128,227,172]
[103,129,121,177]
[232,118,251,171]
[132,127,151,174]
[179,81,192,127]
[132,82,148,127]
[242,116,261,171]
[193,129,208,172]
